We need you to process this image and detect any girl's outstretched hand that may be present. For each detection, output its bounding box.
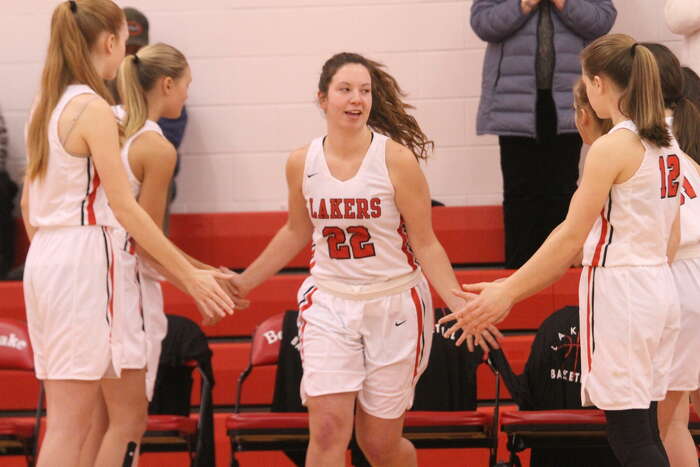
[438,281,514,346]
[184,268,236,322]
[217,266,251,310]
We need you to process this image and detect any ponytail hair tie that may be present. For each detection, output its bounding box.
[630,43,639,57]
[132,54,140,65]
[68,0,77,13]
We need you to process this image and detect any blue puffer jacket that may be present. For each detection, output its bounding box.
[471,0,616,137]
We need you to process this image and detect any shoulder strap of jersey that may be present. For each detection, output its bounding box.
[608,120,638,135]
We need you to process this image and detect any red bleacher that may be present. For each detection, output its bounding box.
[1,206,574,466]
[12,205,506,270]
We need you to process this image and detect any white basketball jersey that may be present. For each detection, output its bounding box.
[677,155,700,259]
[303,133,418,285]
[28,85,118,228]
[582,120,682,267]
[119,118,164,198]
[116,116,165,256]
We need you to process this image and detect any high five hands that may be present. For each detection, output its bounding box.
[198,266,251,326]
[439,279,514,354]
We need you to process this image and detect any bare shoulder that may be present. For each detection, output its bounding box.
[131,131,177,164]
[385,139,418,169]
[593,128,644,152]
[287,144,310,171]
[80,96,116,122]
[385,139,421,182]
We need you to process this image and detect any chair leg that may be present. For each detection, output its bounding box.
[187,435,195,467]
[506,435,523,467]
[23,438,36,467]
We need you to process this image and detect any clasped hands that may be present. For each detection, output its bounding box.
[197,266,251,326]
[521,0,566,14]
[197,266,515,352]
[438,278,515,354]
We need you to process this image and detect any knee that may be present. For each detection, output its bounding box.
[355,431,398,465]
[108,409,148,440]
[46,419,93,445]
[310,412,350,451]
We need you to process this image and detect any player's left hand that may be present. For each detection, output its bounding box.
[438,281,514,341]
[218,267,251,309]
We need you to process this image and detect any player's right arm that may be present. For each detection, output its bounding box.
[441,131,633,341]
[79,98,234,320]
[235,147,314,295]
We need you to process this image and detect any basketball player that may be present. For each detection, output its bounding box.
[226,52,500,466]
[79,43,247,467]
[21,2,235,466]
[573,78,613,144]
[442,35,681,467]
[642,42,700,467]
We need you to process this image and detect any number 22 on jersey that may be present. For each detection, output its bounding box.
[322,226,376,260]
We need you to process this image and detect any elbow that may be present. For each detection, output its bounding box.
[555,225,586,257]
[470,17,499,43]
[471,24,502,43]
[666,18,700,36]
[665,6,700,34]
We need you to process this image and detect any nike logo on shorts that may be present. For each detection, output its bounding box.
[395,320,407,327]
[307,172,318,178]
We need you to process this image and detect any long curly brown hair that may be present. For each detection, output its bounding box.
[318,52,433,161]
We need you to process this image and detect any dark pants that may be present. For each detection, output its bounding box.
[499,89,582,269]
[604,402,670,467]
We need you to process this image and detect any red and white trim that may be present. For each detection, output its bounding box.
[100,227,116,330]
[81,158,101,226]
[297,286,318,361]
[585,266,597,369]
[410,286,426,380]
[397,219,418,271]
[591,194,614,267]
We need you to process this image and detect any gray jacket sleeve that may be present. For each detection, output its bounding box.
[555,0,617,40]
[470,0,533,43]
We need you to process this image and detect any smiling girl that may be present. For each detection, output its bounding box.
[228,52,498,466]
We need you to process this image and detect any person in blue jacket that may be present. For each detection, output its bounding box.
[471,0,616,269]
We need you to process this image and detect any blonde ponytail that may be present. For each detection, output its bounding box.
[116,43,188,141]
[117,54,149,140]
[27,0,123,180]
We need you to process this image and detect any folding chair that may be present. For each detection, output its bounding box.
[227,312,500,467]
[0,318,43,467]
[227,313,307,467]
[501,409,620,466]
[140,315,214,467]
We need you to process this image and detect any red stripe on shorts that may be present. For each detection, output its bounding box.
[585,266,594,369]
[106,229,115,324]
[298,287,318,360]
[410,287,423,378]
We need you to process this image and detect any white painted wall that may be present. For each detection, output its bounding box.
[0,0,684,213]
